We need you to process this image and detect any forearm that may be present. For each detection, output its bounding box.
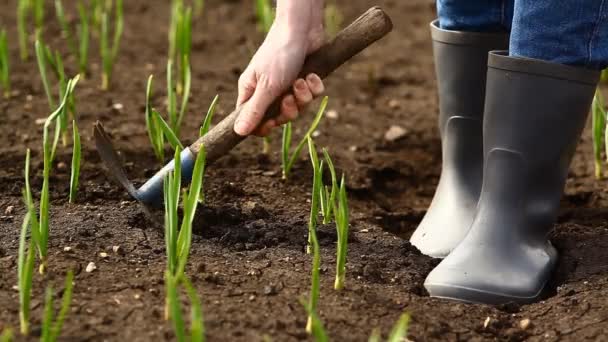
[275,0,324,36]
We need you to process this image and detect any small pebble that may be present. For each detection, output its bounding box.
[388,99,401,109]
[85,262,97,273]
[312,130,321,138]
[349,145,358,152]
[326,109,339,119]
[384,125,408,142]
[112,245,123,255]
[99,252,109,258]
[57,162,67,170]
[483,316,491,329]
[35,118,46,125]
[63,246,72,252]
[519,318,532,330]
[5,206,14,215]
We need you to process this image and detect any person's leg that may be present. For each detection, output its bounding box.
[410,1,512,258]
[437,0,513,32]
[425,1,604,304]
[510,0,608,70]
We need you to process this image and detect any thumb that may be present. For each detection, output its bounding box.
[236,68,256,108]
[234,83,275,136]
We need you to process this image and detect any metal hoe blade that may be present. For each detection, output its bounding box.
[94,121,140,200]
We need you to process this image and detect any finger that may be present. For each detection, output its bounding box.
[306,73,325,97]
[253,119,276,137]
[236,69,256,107]
[293,78,313,108]
[275,95,299,126]
[234,79,276,136]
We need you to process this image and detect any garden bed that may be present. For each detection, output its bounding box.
[1,0,608,340]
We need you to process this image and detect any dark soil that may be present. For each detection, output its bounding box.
[2,0,608,341]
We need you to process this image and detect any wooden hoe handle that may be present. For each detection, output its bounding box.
[189,6,393,163]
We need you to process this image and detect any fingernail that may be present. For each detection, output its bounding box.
[285,95,295,107]
[307,74,319,84]
[295,79,306,91]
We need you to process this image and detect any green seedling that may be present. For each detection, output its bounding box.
[199,95,219,138]
[41,271,74,342]
[299,298,328,342]
[35,39,76,147]
[154,110,185,151]
[0,329,12,342]
[166,274,206,342]
[333,174,349,290]
[145,75,165,162]
[319,149,338,224]
[166,58,192,137]
[592,90,606,179]
[282,96,328,179]
[100,0,123,90]
[368,313,411,342]
[37,76,80,273]
[163,145,206,320]
[169,0,192,96]
[55,0,91,76]
[324,2,343,38]
[0,30,9,98]
[18,0,31,60]
[33,0,44,39]
[305,137,322,333]
[69,121,81,203]
[255,0,275,33]
[164,145,206,278]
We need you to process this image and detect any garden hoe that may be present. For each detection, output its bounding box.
[95,6,393,209]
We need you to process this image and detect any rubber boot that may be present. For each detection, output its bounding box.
[410,21,509,258]
[424,51,600,304]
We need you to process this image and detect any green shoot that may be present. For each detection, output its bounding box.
[282,96,329,179]
[69,121,81,203]
[18,198,36,335]
[0,30,9,98]
[154,110,184,151]
[36,40,55,109]
[77,2,91,76]
[37,76,79,273]
[40,271,74,342]
[299,298,329,342]
[333,174,349,290]
[255,0,275,33]
[100,0,123,90]
[166,58,192,137]
[145,75,165,162]
[169,0,192,97]
[18,0,31,60]
[200,95,219,137]
[33,0,45,39]
[166,274,206,342]
[164,145,207,278]
[183,277,205,342]
[0,329,12,342]
[387,313,411,342]
[602,69,608,83]
[592,90,606,179]
[305,137,322,333]
[324,2,344,38]
[319,149,338,224]
[54,0,77,57]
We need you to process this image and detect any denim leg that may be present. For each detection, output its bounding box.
[437,0,514,32]
[510,0,608,70]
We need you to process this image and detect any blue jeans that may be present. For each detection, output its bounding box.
[437,0,608,70]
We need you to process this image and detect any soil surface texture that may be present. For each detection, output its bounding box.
[1,0,608,341]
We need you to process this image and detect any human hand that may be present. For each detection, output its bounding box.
[234,2,326,137]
